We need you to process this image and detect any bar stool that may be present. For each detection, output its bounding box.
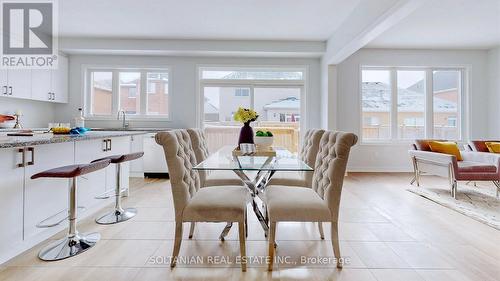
[92,152,144,224]
[31,159,112,261]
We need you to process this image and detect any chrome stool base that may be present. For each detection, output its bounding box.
[95,208,137,225]
[38,232,100,261]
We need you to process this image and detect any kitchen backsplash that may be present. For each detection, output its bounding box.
[0,97,57,128]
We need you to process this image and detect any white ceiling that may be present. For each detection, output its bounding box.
[58,0,360,41]
[367,0,500,49]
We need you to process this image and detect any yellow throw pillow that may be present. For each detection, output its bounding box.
[485,142,500,153]
[428,141,463,161]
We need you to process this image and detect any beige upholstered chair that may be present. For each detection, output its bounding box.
[155,130,249,271]
[268,129,325,187]
[265,131,358,271]
[186,128,244,187]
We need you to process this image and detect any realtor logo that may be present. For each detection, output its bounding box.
[1,0,58,69]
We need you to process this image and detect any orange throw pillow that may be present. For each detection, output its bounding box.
[428,141,463,161]
[485,142,500,153]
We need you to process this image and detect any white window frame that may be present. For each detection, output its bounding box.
[84,66,171,121]
[360,66,468,144]
[196,66,307,133]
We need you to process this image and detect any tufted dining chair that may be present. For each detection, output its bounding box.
[267,129,325,237]
[265,131,358,271]
[186,128,244,187]
[155,130,249,271]
[268,129,325,187]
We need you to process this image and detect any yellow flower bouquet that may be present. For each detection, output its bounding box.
[233,107,259,124]
[234,107,259,146]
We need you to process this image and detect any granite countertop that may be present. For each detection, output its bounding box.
[0,131,150,148]
[91,127,172,132]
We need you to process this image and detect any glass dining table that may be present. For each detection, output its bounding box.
[193,146,313,239]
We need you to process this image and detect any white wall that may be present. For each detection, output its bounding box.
[0,97,56,128]
[333,48,489,172]
[487,47,500,138]
[55,55,321,130]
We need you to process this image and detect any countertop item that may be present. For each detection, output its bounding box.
[7,131,34,137]
[0,131,148,148]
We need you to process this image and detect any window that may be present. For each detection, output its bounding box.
[361,70,391,140]
[86,68,169,118]
[201,69,303,80]
[119,72,140,115]
[147,82,156,94]
[433,70,461,140]
[90,71,113,115]
[235,88,250,97]
[200,67,305,153]
[147,72,169,115]
[397,70,425,139]
[128,87,137,98]
[361,67,464,142]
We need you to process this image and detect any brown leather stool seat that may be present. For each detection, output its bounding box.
[31,160,111,179]
[91,152,144,164]
[93,152,144,225]
[31,159,111,262]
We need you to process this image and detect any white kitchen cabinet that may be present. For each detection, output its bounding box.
[129,134,144,176]
[51,55,68,103]
[23,143,75,239]
[0,69,8,97]
[74,139,108,210]
[8,70,32,99]
[28,54,69,103]
[143,133,168,174]
[0,70,32,99]
[31,69,52,102]
[103,137,131,194]
[0,148,25,256]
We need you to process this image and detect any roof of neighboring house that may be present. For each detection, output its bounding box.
[222,71,302,80]
[362,82,457,113]
[407,71,459,93]
[94,80,112,92]
[263,97,300,110]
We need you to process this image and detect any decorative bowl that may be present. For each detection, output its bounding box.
[254,136,274,149]
[0,121,15,129]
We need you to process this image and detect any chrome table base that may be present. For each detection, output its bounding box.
[96,208,137,225]
[39,232,101,261]
[217,156,276,240]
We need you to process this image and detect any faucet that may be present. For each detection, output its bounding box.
[117,109,129,129]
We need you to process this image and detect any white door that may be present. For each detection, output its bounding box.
[51,55,68,103]
[24,143,75,239]
[0,69,7,97]
[0,148,25,257]
[74,139,108,209]
[7,70,31,99]
[31,70,52,102]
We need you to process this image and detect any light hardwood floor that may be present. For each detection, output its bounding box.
[1,173,499,281]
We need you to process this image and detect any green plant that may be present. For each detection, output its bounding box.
[256,130,274,137]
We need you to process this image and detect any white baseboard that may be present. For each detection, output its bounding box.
[347,166,412,173]
[130,172,145,178]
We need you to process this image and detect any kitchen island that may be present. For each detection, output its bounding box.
[0,130,156,264]
[0,130,148,148]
